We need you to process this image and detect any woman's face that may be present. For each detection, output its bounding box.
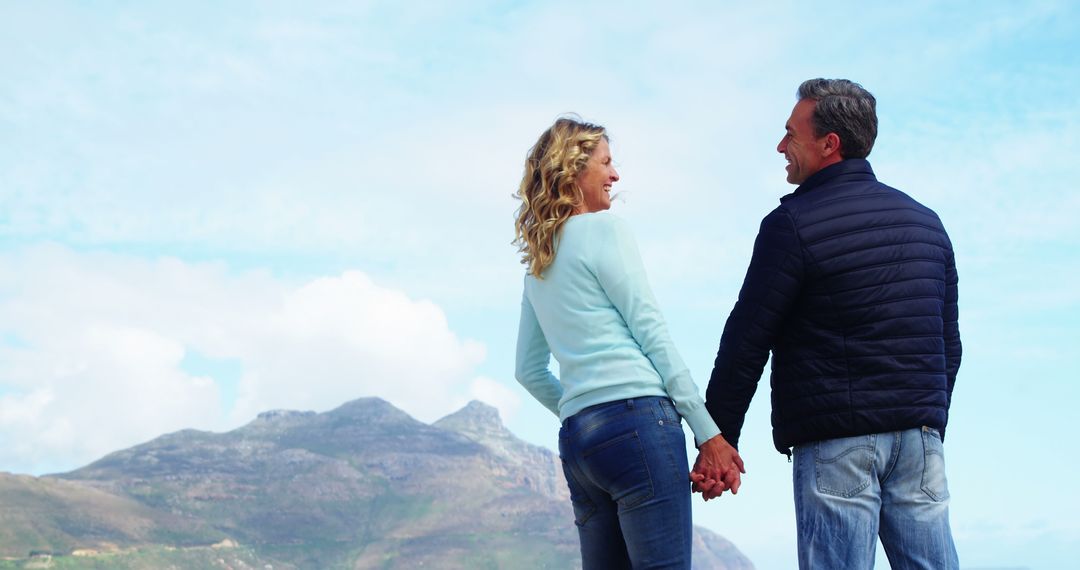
[576,138,619,214]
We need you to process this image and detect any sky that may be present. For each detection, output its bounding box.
[1,1,1077,569]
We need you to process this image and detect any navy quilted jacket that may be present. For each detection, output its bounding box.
[705,159,961,454]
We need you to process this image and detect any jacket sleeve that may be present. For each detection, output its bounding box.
[942,242,961,438]
[593,216,721,446]
[705,207,804,449]
[514,291,563,417]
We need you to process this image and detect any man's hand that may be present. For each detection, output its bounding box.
[689,434,745,501]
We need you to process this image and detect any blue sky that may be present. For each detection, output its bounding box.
[1,2,1077,569]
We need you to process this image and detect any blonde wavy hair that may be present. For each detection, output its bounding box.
[513,117,607,278]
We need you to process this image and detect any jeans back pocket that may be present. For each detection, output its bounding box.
[920,426,950,502]
[583,431,654,509]
[814,435,875,498]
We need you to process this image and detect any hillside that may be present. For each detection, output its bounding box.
[0,397,753,569]
[0,473,219,556]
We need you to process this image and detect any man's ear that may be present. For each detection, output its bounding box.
[822,132,842,158]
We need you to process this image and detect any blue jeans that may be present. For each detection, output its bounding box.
[792,427,959,570]
[559,396,692,570]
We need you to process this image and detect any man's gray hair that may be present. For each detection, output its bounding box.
[797,78,877,159]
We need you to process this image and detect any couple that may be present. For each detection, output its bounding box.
[513,78,960,570]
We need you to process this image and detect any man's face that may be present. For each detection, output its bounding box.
[777,99,829,185]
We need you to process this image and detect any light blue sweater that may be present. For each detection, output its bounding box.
[514,212,720,446]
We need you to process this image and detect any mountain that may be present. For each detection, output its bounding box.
[433,400,569,501]
[0,472,218,552]
[0,397,754,569]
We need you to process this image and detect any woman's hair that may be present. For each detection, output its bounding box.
[513,117,607,278]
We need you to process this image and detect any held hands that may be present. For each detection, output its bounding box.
[689,434,746,502]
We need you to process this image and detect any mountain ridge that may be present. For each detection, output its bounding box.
[1,396,753,569]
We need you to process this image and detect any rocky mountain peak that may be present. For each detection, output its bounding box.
[327,396,400,417]
[458,399,501,421]
[434,400,504,433]
[320,397,432,433]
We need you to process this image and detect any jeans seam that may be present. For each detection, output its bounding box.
[879,431,901,484]
[560,457,597,526]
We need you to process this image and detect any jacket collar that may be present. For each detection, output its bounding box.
[780,159,876,203]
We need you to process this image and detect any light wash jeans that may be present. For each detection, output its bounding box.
[792,427,959,570]
[559,396,692,570]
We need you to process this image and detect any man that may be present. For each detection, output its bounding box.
[695,78,961,569]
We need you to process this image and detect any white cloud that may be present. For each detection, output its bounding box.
[0,388,53,427]
[230,270,486,423]
[0,246,486,475]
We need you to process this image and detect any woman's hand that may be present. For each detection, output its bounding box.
[689,434,746,501]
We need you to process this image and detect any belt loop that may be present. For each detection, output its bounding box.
[626,399,635,409]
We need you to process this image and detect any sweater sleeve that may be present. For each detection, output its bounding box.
[705,207,804,450]
[514,290,562,417]
[593,216,720,446]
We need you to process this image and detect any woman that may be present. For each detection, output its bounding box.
[513,117,740,569]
